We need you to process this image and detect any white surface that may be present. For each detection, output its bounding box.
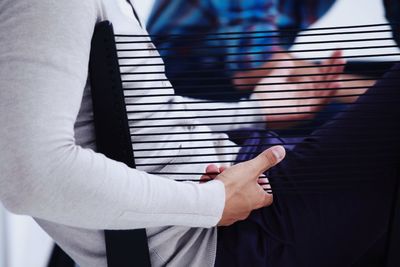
[291,0,400,61]
[0,206,7,267]
[0,206,53,267]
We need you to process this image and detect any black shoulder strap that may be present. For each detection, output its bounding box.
[385,164,400,267]
[48,21,151,267]
[47,245,74,267]
[89,21,151,267]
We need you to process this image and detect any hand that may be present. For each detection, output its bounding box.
[208,146,286,226]
[252,51,346,129]
[233,51,293,90]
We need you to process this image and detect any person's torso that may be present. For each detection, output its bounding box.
[71,0,239,266]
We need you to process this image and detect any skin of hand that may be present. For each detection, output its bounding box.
[199,145,286,227]
[251,50,346,129]
[233,51,291,90]
[334,74,375,103]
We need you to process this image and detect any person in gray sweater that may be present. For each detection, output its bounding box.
[0,0,298,266]
[0,0,398,266]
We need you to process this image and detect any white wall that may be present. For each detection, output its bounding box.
[0,206,7,267]
[0,207,53,267]
[291,0,400,61]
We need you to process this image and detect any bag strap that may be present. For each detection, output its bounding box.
[89,21,151,267]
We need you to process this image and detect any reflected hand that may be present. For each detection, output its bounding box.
[252,51,346,129]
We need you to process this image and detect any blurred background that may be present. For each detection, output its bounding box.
[0,0,398,266]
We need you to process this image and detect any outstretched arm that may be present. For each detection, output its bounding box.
[182,51,345,131]
[0,0,225,230]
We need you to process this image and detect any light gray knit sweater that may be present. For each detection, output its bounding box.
[0,0,263,266]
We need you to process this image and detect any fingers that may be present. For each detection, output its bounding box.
[258,177,270,190]
[325,50,345,82]
[319,50,342,79]
[200,164,220,183]
[312,50,345,100]
[205,164,219,174]
[263,192,273,205]
[260,188,274,207]
[248,146,286,175]
[255,184,274,208]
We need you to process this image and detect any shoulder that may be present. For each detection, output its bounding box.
[0,0,100,25]
[0,0,101,83]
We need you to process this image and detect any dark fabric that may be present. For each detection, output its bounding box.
[215,65,400,267]
[384,0,400,46]
[47,245,74,267]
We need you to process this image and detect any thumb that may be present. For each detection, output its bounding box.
[248,146,286,174]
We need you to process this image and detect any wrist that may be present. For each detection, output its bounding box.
[199,179,226,226]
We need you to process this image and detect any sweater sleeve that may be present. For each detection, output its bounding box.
[0,0,225,230]
[181,97,266,132]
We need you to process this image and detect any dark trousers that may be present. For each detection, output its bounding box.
[215,66,400,267]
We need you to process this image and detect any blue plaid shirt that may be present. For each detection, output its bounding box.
[147,0,336,75]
